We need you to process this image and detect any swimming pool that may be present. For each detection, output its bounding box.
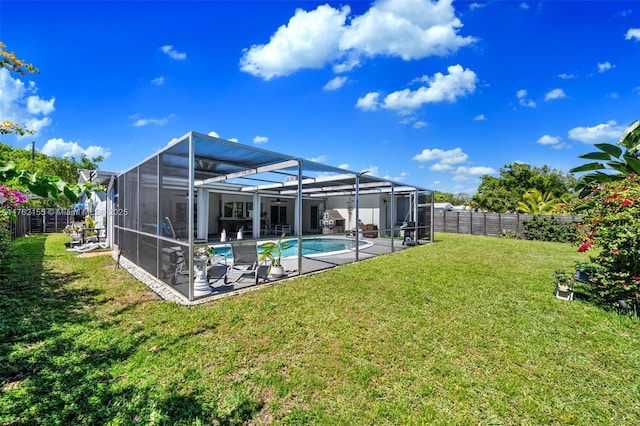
[210,237,373,259]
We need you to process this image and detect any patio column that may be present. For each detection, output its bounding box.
[253,192,261,239]
[196,187,208,241]
[296,160,303,276]
[355,172,362,262]
[187,133,195,301]
[390,184,395,252]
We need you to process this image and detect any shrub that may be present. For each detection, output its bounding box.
[0,226,10,262]
[499,229,522,239]
[575,174,640,305]
[523,215,580,243]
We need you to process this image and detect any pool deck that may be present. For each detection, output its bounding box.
[183,236,427,303]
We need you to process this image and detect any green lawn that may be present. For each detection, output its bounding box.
[1,233,639,425]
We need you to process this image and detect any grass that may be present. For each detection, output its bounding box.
[1,232,639,425]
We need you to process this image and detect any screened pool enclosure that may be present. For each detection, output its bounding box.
[108,132,434,302]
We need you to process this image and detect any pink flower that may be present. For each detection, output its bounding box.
[611,249,618,254]
[622,283,628,288]
[620,198,633,206]
[632,276,640,281]
[578,241,594,252]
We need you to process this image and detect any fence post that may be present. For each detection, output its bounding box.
[483,212,487,236]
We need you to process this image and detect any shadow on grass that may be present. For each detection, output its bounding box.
[0,235,261,425]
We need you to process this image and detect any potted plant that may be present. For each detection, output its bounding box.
[574,261,600,284]
[554,269,572,291]
[554,269,574,300]
[259,233,289,277]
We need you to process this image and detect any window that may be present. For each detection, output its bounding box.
[222,201,247,218]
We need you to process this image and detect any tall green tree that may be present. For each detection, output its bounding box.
[0,143,102,185]
[471,162,576,213]
[570,120,640,197]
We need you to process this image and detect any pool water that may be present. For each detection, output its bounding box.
[211,237,372,259]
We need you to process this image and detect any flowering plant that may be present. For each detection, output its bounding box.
[575,173,640,303]
[194,245,215,258]
[0,184,27,222]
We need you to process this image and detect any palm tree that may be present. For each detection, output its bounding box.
[516,188,563,214]
[570,120,640,197]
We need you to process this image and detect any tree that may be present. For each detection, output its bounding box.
[570,120,640,197]
[471,162,576,212]
[434,191,472,206]
[516,188,563,214]
[574,173,640,306]
[0,43,99,208]
[0,143,102,186]
[0,41,39,136]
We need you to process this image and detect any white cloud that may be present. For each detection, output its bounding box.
[519,2,530,10]
[537,135,561,146]
[253,135,269,144]
[544,88,566,101]
[568,120,625,144]
[430,163,453,171]
[558,73,576,79]
[340,0,475,60]
[161,45,186,60]
[412,120,427,129]
[455,166,496,175]
[469,3,486,10]
[382,171,407,182]
[413,147,468,172]
[516,89,536,107]
[308,155,328,163]
[323,76,348,91]
[240,0,475,80]
[474,114,486,121]
[625,28,640,41]
[355,165,406,182]
[356,92,380,111]
[228,138,239,143]
[41,137,111,160]
[24,116,52,134]
[26,96,56,114]
[338,163,350,169]
[129,113,173,127]
[208,131,220,138]
[0,68,56,138]
[362,165,380,176]
[597,61,614,73]
[369,65,477,112]
[240,4,348,80]
[151,76,165,85]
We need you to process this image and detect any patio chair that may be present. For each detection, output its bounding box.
[207,254,229,285]
[229,240,267,285]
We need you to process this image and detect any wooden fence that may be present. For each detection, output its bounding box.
[8,209,77,240]
[434,211,581,237]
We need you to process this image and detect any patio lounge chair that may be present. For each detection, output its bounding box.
[229,240,267,285]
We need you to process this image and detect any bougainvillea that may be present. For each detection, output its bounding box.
[0,184,27,222]
[576,173,640,304]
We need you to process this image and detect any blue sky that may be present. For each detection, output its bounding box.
[1,0,639,194]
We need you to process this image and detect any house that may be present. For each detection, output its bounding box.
[84,132,434,303]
